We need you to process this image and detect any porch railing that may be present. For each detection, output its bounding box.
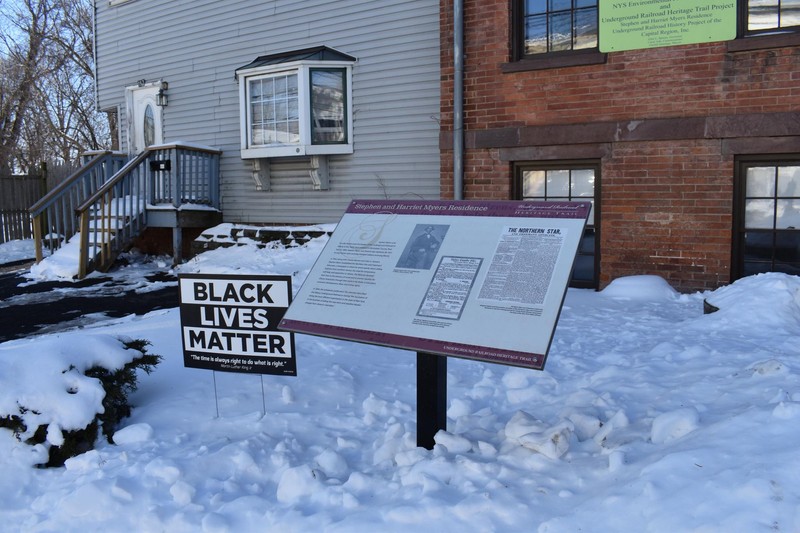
[74,143,221,277]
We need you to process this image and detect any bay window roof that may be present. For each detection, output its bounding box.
[235,46,357,77]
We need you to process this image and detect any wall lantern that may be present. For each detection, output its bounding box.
[156,81,169,107]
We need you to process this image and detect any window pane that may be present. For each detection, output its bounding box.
[776,199,800,228]
[311,69,346,144]
[743,260,773,276]
[773,261,800,275]
[574,7,598,50]
[572,254,594,281]
[249,74,299,146]
[746,167,776,197]
[549,12,573,51]
[522,170,546,197]
[275,76,286,97]
[749,0,780,31]
[571,168,595,197]
[777,166,800,197]
[775,231,800,261]
[275,98,288,122]
[579,228,595,253]
[250,80,262,99]
[262,78,274,100]
[745,199,775,228]
[576,0,597,7]
[783,0,800,26]
[143,105,155,147]
[550,0,571,11]
[547,170,570,196]
[744,231,774,260]
[526,0,547,15]
[525,15,548,55]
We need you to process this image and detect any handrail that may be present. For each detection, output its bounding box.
[76,151,151,214]
[143,142,222,156]
[29,151,113,216]
[28,151,128,262]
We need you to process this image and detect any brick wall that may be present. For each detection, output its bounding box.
[602,140,733,290]
[440,0,800,291]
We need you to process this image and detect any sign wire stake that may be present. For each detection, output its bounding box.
[260,375,267,416]
[212,371,220,418]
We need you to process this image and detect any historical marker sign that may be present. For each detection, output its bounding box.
[599,0,736,53]
[179,273,296,375]
[280,200,590,370]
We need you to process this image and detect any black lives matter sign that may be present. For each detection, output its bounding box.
[178,274,296,375]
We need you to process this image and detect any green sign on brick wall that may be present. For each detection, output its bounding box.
[600,0,737,53]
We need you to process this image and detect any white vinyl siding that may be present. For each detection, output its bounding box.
[94,0,440,224]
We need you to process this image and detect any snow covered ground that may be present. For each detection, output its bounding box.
[2,233,800,532]
[0,239,37,265]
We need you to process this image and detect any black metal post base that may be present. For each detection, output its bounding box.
[416,352,447,449]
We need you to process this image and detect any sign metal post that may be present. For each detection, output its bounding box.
[417,351,447,449]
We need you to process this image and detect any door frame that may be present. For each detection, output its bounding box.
[125,81,164,154]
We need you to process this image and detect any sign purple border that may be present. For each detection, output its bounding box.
[280,199,591,370]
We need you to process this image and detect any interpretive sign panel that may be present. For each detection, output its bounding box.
[179,274,296,376]
[279,200,591,370]
[599,0,736,53]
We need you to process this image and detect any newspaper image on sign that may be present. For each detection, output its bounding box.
[179,273,296,376]
[280,200,590,370]
[417,256,482,320]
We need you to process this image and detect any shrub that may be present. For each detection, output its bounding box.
[0,338,161,467]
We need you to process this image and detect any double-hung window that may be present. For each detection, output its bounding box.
[744,0,800,34]
[733,158,800,279]
[517,163,599,289]
[236,46,355,159]
[514,0,599,58]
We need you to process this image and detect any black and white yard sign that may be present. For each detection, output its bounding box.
[179,274,296,376]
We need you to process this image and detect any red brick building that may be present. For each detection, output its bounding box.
[440,1,800,292]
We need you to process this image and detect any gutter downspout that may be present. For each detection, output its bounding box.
[453,0,464,201]
[92,1,99,113]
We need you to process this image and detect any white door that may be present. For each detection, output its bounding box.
[127,85,163,154]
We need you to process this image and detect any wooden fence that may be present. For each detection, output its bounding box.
[0,173,46,243]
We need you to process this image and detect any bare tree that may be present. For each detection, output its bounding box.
[43,0,110,162]
[0,0,59,174]
[0,0,109,177]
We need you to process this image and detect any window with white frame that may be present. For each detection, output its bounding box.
[236,47,355,159]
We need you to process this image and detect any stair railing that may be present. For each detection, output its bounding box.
[29,151,128,263]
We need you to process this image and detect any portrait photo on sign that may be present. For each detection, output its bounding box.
[396,224,450,270]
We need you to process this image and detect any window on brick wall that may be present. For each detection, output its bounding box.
[516,162,599,289]
[733,157,800,280]
[512,0,599,58]
[743,0,800,34]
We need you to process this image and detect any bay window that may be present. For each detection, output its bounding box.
[236,47,355,159]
